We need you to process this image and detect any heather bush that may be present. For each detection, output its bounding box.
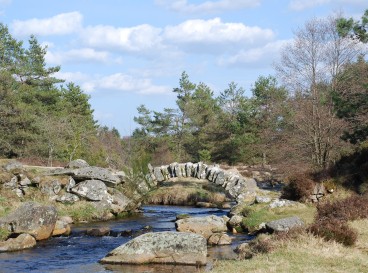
[249,235,274,254]
[236,234,274,259]
[237,227,306,259]
[309,218,357,246]
[316,195,368,221]
[281,173,315,202]
[309,195,368,246]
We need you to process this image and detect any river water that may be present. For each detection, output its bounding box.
[0,205,252,273]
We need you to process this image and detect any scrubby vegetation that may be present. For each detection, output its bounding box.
[309,218,358,246]
[210,224,368,273]
[281,173,316,202]
[0,227,10,241]
[308,195,368,246]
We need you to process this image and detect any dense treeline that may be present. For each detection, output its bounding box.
[0,23,127,168]
[133,12,368,171]
[1,11,367,172]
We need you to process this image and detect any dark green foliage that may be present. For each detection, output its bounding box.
[0,23,127,168]
[20,35,63,88]
[281,173,315,202]
[334,57,368,144]
[336,9,368,43]
[329,147,368,194]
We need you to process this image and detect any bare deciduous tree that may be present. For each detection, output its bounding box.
[275,15,363,168]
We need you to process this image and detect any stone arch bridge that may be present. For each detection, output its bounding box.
[148,162,259,202]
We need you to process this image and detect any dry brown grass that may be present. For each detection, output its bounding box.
[209,230,368,273]
[350,219,368,251]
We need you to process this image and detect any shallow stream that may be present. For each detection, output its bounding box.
[0,205,252,273]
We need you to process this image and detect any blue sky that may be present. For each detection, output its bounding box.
[0,0,366,136]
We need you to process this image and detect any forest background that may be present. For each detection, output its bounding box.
[0,10,367,180]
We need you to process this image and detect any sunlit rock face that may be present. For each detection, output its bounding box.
[100,231,207,265]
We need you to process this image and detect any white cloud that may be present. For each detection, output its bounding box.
[80,18,273,56]
[219,39,291,67]
[55,71,171,95]
[80,24,163,53]
[156,0,260,13]
[11,11,83,37]
[46,48,111,65]
[164,18,274,51]
[96,73,171,94]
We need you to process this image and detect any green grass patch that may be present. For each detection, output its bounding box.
[242,203,316,232]
[0,227,10,241]
[56,201,100,222]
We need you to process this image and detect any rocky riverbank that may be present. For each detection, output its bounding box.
[0,158,319,268]
[0,158,149,252]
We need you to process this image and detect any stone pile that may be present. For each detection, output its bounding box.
[0,159,141,218]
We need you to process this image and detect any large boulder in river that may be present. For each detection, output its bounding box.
[0,233,36,252]
[175,215,228,239]
[71,179,109,201]
[73,167,121,187]
[0,202,57,240]
[100,231,207,265]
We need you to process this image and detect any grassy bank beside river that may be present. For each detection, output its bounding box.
[210,219,368,273]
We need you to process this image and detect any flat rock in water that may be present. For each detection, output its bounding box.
[208,233,232,245]
[52,219,71,236]
[86,227,110,237]
[100,231,207,265]
[0,234,36,252]
[175,215,227,239]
